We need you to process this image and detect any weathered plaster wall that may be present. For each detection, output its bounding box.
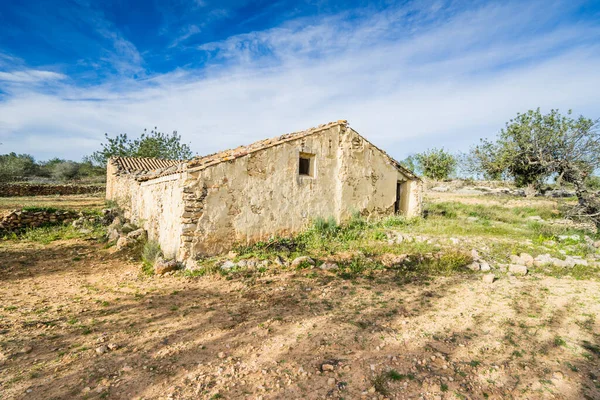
[106,125,423,261]
[338,128,422,218]
[181,125,423,259]
[107,167,185,258]
[182,125,343,258]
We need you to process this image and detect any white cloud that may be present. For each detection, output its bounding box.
[0,69,66,83]
[1,0,599,161]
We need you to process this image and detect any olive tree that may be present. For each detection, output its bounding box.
[471,108,600,225]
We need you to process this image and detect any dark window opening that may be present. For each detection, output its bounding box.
[299,157,311,176]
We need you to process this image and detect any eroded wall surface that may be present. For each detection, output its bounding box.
[107,167,185,258]
[106,125,423,262]
[181,125,423,259]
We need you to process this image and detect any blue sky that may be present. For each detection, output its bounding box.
[1,0,599,161]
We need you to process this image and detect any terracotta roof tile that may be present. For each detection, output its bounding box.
[110,157,182,174]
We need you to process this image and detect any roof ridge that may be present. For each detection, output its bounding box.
[133,120,348,181]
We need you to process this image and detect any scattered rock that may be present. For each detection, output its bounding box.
[121,223,137,234]
[291,256,315,268]
[321,363,334,372]
[274,255,286,266]
[471,249,480,260]
[18,346,33,354]
[319,262,339,271]
[557,234,580,242]
[95,345,108,355]
[508,264,528,275]
[154,258,179,275]
[519,253,534,267]
[218,352,226,359]
[482,274,495,284]
[127,228,147,241]
[220,260,237,271]
[107,343,119,351]
[466,262,480,271]
[380,253,408,268]
[116,236,137,251]
[479,261,491,271]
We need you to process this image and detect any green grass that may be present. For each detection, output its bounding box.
[141,240,162,275]
[4,223,106,244]
[193,198,600,281]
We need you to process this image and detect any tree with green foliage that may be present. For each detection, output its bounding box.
[0,153,36,182]
[89,128,193,166]
[471,109,599,190]
[407,148,457,180]
[471,108,600,226]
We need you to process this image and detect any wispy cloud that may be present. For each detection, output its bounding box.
[0,70,67,83]
[1,0,599,161]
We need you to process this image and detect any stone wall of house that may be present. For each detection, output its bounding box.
[106,170,185,259]
[337,128,422,219]
[179,125,423,260]
[0,209,79,233]
[106,124,423,262]
[0,183,104,197]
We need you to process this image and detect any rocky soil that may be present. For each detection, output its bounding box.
[1,238,599,400]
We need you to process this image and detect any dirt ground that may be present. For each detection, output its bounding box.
[0,194,106,216]
[1,236,600,400]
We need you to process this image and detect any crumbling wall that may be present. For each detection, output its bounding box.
[182,125,343,258]
[337,128,422,219]
[107,163,185,258]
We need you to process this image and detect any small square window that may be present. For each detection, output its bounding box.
[299,157,311,176]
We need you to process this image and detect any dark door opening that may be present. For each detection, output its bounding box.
[394,181,403,214]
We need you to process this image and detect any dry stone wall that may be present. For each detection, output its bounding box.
[0,183,104,197]
[0,209,79,233]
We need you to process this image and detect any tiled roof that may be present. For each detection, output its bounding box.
[112,120,419,182]
[186,120,348,171]
[110,157,182,174]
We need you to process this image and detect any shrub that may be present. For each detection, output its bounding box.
[413,148,457,180]
[142,240,162,269]
[52,161,80,181]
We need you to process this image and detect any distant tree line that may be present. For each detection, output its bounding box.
[0,154,105,183]
[0,128,193,183]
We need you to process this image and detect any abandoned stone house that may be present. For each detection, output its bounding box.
[106,120,422,263]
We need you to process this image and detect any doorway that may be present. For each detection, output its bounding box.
[394,181,405,214]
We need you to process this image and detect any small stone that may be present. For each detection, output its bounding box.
[327,377,336,385]
[519,253,534,267]
[18,346,33,354]
[479,261,491,271]
[508,264,528,275]
[218,352,226,359]
[122,365,133,372]
[116,236,137,251]
[95,345,108,355]
[466,262,480,271]
[471,249,480,260]
[319,262,339,271]
[220,260,236,271]
[322,364,334,371]
[482,274,495,284]
[291,256,315,268]
[107,343,119,351]
[154,258,179,275]
[127,228,147,241]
